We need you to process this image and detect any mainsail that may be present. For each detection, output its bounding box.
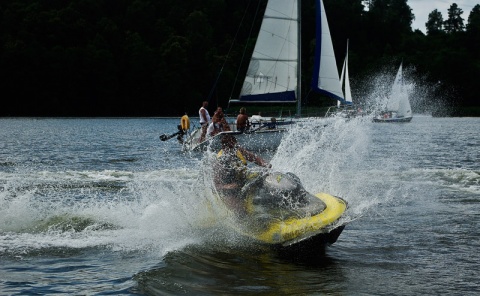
[238,0,299,103]
[391,63,412,117]
[338,39,352,107]
[311,0,347,104]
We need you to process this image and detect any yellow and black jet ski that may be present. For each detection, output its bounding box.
[216,171,348,251]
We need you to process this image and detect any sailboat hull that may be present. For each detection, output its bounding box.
[183,129,287,152]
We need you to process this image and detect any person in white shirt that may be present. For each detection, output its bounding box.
[198,101,211,142]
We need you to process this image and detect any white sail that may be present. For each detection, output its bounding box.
[395,64,412,118]
[234,0,347,107]
[239,0,299,103]
[388,63,411,117]
[312,0,345,103]
[339,40,352,107]
[338,59,345,107]
[343,52,352,103]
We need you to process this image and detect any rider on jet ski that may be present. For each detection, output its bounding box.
[213,134,327,222]
[212,136,346,247]
[213,134,270,211]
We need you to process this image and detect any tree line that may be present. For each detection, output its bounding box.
[1,0,479,117]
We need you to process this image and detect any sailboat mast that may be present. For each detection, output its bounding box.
[296,0,302,117]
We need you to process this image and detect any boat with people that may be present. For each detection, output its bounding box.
[159,110,291,152]
[162,0,351,150]
[203,0,350,149]
[373,62,413,123]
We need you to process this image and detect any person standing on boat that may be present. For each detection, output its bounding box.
[213,134,270,212]
[199,101,211,142]
[236,107,249,133]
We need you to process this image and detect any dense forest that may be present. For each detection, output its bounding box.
[1,0,479,117]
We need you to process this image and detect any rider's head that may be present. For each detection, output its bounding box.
[221,134,237,149]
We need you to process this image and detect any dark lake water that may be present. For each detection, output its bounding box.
[1,116,479,295]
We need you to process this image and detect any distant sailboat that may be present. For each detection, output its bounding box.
[325,39,359,118]
[373,63,412,123]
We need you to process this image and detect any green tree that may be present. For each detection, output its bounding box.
[466,5,480,60]
[444,3,464,33]
[467,4,480,33]
[122,31,156,113]
[1,0,479,116]
[362,0,413,63]
[125,0,157,40]
[157,36,191,114]
[324,0,365,69]
[426,9,443,35]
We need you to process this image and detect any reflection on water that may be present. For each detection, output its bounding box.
[135,245,343,295]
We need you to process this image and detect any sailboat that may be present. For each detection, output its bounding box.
[180,0,348,151]
[325,39,360,118]
[373,63,413,123]
[232,0,348,110]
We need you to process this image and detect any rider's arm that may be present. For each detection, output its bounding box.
[239,147,271,168]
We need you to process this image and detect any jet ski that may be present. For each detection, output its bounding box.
[216,171,348,251]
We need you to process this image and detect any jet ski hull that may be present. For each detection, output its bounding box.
[242,192,347,248]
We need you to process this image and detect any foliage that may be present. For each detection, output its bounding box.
[444,3,465,33]
[0,0,478,117]
[426,9,443,35]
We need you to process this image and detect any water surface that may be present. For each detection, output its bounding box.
[1,116,479,295]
